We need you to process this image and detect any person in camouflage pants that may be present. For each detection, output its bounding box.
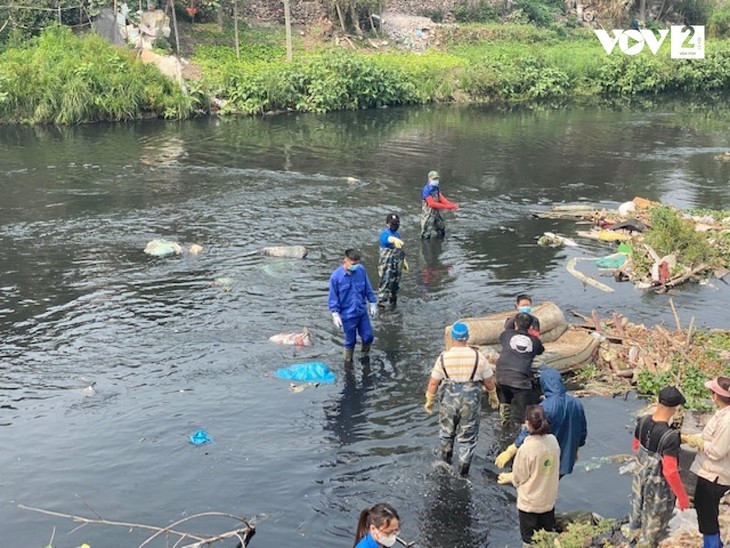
[420,170,458,239]
[378,213,406,307]
[628,387,690,547]
[424,322,500,476]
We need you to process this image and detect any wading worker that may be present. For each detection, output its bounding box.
[495,368,587,479]
[377,213,407,308]
[682,376,730,548]
[424,322,499,476]
[628,386,690,547]
[497,405,560,546]
[495,312,545,426]
[420,170,458,239]
[329,249,378,364]
[503,293,541,338]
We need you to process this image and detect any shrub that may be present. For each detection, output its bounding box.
[708,4,730,38]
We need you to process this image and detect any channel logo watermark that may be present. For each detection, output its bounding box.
[594,26,704,59]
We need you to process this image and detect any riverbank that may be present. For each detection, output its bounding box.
[2,20,730,124]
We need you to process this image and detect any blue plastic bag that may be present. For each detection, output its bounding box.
[189,429,213,445]
[276,362,336,384]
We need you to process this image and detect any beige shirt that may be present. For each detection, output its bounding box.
[512,433,561,513]
[430,346,494,383]
[690,405,730,486]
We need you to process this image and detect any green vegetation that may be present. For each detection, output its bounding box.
[532,517,616,547]
[0,27,192,124]
[3,6,730,123]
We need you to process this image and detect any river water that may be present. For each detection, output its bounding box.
[1,101,730,547]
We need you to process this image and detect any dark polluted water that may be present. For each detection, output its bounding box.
[0,102,729,547]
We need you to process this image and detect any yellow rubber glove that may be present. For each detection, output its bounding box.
[487,388,500,410]
[495,444,518,468]
[681,433,705,451]
[402,258,410,272]
[387,236,405,249]
[424,391,437,415]
[497,472,514,485]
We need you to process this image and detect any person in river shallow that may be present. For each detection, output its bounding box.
[424,322,499,476]
[377,213,407,308]
[420,170,458,239]
[495,367,587,479]
[682,376,730,548]
[495,312,545,426]
[503,294,541,338]
[353,503,401,548]
[628,386,691,547]
[498,405,560,546]
[329,248,378,364]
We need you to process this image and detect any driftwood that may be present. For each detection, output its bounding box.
[566,257,615,293]
[18,504,255,548]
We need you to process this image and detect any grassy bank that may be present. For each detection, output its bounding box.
[2,22,730,123]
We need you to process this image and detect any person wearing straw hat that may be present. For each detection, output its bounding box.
[424,322,499,476]
[628,386,691,547]
[682,376,730,548]
[420,170,458,239]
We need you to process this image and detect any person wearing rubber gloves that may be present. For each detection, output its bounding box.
[682,376,730,548]
[377,213,408,308]
[329,248,378,364]
[495,368,587,478]
[424,322,499,476]
[497,405,560,546]
[628,386,691,547]
[420,170,458,239]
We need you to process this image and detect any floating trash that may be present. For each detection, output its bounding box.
[276,362,335,384]
[269,328,313,346]
[144,239,182,257]
[189,429,213,445]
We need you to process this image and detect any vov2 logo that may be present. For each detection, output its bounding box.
[594,26,705,59]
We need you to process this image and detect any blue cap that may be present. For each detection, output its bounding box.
[452,322,469,341]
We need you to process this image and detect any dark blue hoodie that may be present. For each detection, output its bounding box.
[514,367,587,476]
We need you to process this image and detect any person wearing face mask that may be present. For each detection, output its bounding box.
[497,405,560,546]
[329,249,378,364]
[682,376,730,548]
[627,386,690,547]
[503,294,541,338]
[377,213,407,308]
[353,503,401,548]
[420,170,458,239]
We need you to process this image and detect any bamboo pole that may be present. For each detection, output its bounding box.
[283,0,292,61]
[233,0,240,59]
[170,0,180,54]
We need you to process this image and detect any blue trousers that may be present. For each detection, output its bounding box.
[341,313,373,349]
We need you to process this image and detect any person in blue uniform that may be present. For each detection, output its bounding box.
[378,213,407,308]
[353,503,401,548]
[329,248,378,363]
[420,170,458,239]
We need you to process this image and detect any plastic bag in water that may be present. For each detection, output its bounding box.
[189,429,213,445]
[276,362,335,384]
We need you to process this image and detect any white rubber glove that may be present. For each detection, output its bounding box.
[387,236,405,249]
[332,312,343,330]
[369,303,377,318]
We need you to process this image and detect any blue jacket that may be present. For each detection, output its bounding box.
[328,265,376,320]
[355,532,379,548]
[514,367,587,476]
[421,182,440,201]
[379,227,401,249]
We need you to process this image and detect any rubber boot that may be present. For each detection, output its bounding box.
[458,461,471,477]
[703,533,722,548]
[499,403,511,427]
[360,344,371,364]
[440,447,453,465]
[389,293,397,307]
[343,347,354,364]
